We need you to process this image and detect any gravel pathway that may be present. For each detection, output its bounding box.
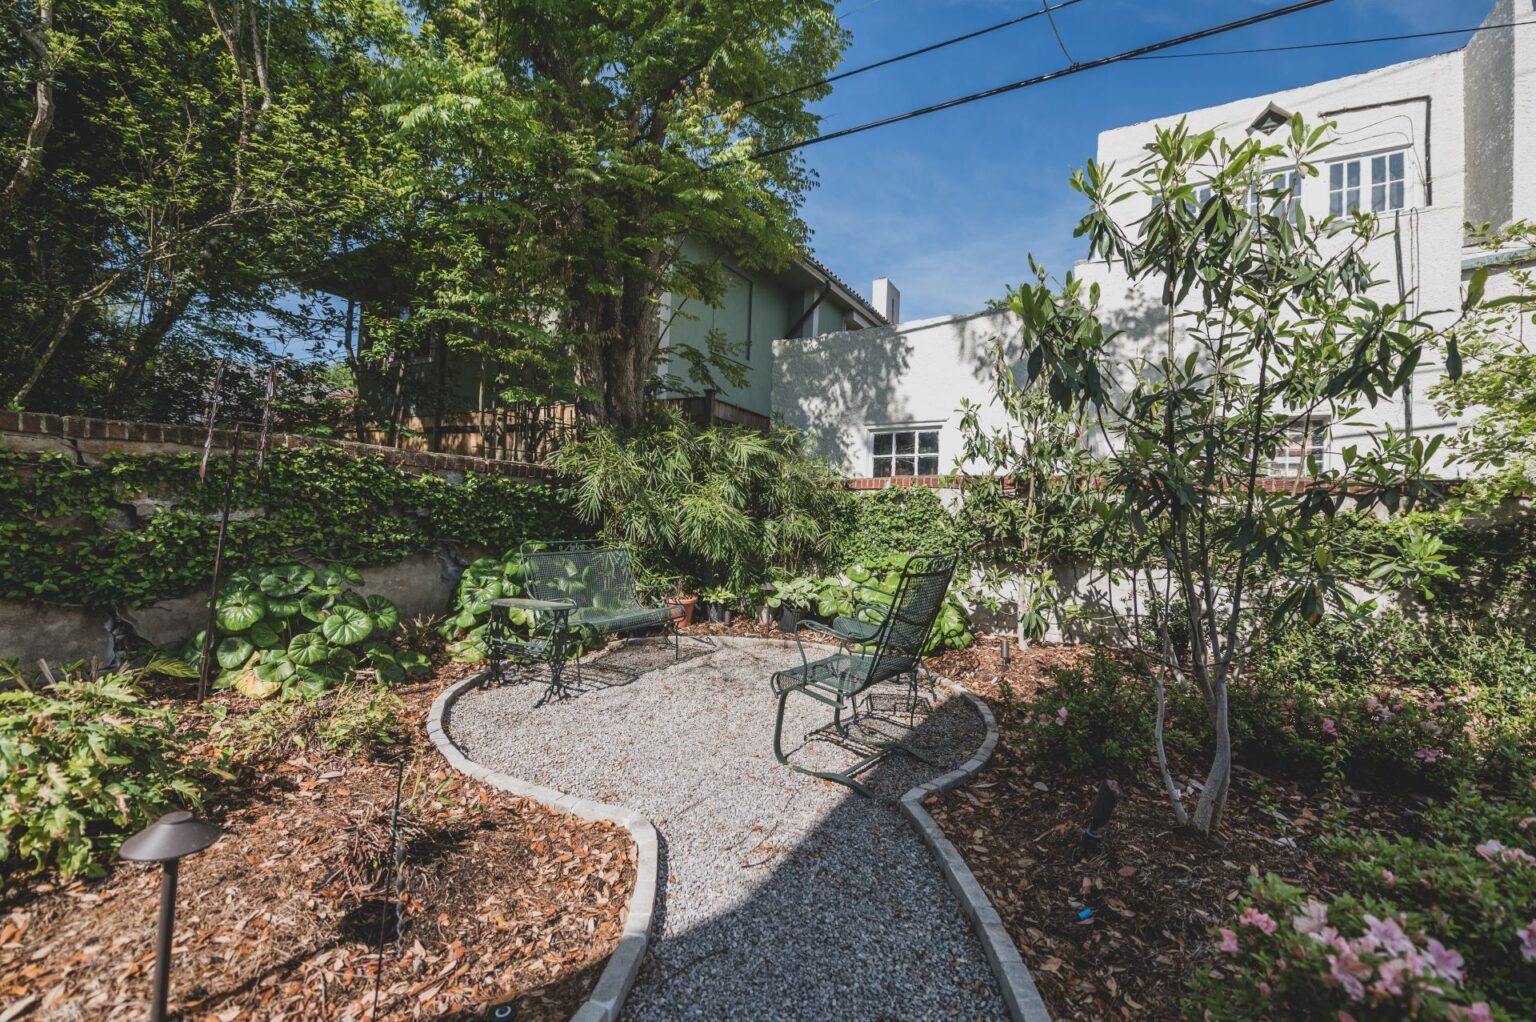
[445,637,1008,1022]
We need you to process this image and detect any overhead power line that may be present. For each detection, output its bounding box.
[1127,19,1533,60]
[748,0,1340,160]
[747,0,1091,108]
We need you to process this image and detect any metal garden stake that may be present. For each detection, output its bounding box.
[119,812,222,1022]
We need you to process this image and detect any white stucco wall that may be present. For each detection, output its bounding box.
[772,308,1023,477]
[1075,12,1536,479]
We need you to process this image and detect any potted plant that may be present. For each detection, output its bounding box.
[764,577,818,633]
[664,576,699,627]
[700,585,737,625]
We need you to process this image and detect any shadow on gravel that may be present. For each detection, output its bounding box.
[622,678,1005,1022]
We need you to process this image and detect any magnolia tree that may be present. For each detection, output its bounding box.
[1001,117,1480,834]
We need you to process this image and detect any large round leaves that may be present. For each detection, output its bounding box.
[300,591,334,623]
[259,565,314,598]
[287,630,333,666]
[248,619,284,649]
[216,636,254,671]
[264,596,301,618]
[321,604,374,646]
[254,654,296,684]
[365,595,399,633]
[216,591,267,633]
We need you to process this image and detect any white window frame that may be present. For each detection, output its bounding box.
[1329,149,1409,216]
[1267,416,1329,476]
[870,425,941,478]
[1248,169,1302,222]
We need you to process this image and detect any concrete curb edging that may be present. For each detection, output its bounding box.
[900,682,1053,1022]
[426,671,658,1022]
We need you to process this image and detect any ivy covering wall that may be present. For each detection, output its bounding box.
[0,447,581,609]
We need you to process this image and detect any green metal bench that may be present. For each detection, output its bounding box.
[519,540,684,673]
[770,551,958,796]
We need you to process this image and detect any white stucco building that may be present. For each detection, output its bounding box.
[775,0,1536,482]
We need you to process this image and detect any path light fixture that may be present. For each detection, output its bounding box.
[119,811,223,1022]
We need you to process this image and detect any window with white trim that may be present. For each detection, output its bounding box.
[1267,417,1329,476]
[1249,170,1302,221]
[871,427,939,477]
[1329,150,1408,215]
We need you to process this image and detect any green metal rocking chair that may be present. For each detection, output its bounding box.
[770,551,958,796]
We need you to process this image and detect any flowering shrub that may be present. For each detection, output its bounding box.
[1226,615,1536,790]
[1185,874,1522,1021]
[1009,653,1158,773]
[1320,783,1536,1010]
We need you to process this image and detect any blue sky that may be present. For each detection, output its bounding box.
[801,0,1496,321]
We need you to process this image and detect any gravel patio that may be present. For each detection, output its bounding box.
[443,636,1008,1021]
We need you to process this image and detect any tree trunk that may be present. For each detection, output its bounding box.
[1,0,55,214]
[1191,679,1232,833]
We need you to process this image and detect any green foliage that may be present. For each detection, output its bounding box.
[552,413,843,591]
[1003,115,1483,832]
[1006,653,1158,774]
[438,554,527,662]
[0,670,203,881]
[192,562,426,699]
[1228,615,1536,791]
[1432,222,1536,500]
[831,487,970,566]
[1185,871,1522,1021]
[0,447,576,609]
[317,683,407,757]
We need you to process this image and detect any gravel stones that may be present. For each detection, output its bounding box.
[445,637,1008,1021]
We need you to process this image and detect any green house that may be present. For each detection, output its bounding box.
[657,244,890,425]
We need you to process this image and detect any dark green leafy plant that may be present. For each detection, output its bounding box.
[0,667,204,880]
[551,412,842,592]
[191,563,425,698]
[0,447,576,610]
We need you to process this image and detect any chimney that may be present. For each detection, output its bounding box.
[872,278,900,325]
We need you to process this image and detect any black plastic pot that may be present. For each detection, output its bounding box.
[705,602,725,623]
[776,606,803,633]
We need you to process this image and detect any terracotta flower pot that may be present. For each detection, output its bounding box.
[665,594,698,626]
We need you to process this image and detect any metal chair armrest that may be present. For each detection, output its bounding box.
[792,619,851,673]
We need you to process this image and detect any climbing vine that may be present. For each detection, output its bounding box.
[0,447,581,609]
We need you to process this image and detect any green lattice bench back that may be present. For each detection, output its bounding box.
[518,541,672,635]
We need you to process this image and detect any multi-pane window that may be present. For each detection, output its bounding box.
[1248,170,1302,222]
[871,428,939,477]
[1330,150,1408,215]
[1267,417,1329,476]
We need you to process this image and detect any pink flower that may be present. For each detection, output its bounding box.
[1366,695,1392,721]
[1414,746,1443,763]
[1292,898,1330,939]
[1257,981,1271,995]
[1321,717,1338,736]
[1373,955,1412,998]
[1451,1004,1495,1022]
[1056,706,1068,726]
[1382,869,1397,888]
[1476,839,1506,862]
[1239,907,1278,935]
[1338,1013,1356,1022]
[1520,919,1536,963]
[1363,914,1414,956]
[1326,946,1370,1001]
[1218,927,1240,954]
[1424,938,1465,984]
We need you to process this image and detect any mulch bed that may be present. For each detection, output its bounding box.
[0,659,635,1021]
[922,634,1422,1022]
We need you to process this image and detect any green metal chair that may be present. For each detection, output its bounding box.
[519,540,681,665]
[770,551,958,796]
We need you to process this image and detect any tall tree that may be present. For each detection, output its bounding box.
[423,0,848,429]
[1005,118,1471,834]
[0,0,406,413]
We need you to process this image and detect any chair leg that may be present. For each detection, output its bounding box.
[772,679,875,798]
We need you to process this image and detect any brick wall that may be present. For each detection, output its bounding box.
[0,411,557,480]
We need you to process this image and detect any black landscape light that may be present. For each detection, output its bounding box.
[119,811,223,1022]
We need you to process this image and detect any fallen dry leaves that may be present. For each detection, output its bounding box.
[0,661,635,1022]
